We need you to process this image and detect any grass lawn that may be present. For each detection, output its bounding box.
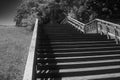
[0,26,32,80]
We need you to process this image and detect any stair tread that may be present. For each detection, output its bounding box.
[50,40,115,44]
[37,65,120,73]
[61,73,120,80]
[51,43,118,48]
[35,24,120,79]
[36,68,120,78]
[38,59,120,66]
[53,49,120,54]
[37,61,120,70]
[37,54,120,63]
[36,73,120,80]
[52,46,120,50]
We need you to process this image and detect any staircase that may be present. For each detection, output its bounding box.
[36,24,120,80]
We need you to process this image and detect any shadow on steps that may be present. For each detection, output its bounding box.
[35,24,62,80]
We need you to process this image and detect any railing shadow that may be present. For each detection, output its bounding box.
[35,24,61,80]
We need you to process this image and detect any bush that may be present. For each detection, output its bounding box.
[15,0,55,28]
[14,0,42,28]
[21,13,37,31]
[15,0,67,28]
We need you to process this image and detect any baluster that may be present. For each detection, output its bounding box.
[76,23,79,31]
[79,24,82,31]
[84,25,87,33]
[85,25,88,33]
[114,26,119,44]
[90,23,92,30]
[106,24,110,39]
[98,23,103,35]
[89,24,91,32]
[89,23,91,31]
[64,18,68,24]
[92,22,94,30]
[95,21,98,33]
[91,23,93,32]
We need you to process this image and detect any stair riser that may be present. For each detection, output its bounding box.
[37,56,120,64]
[45,34,105,36]
[50,41,115,45]
[49,39,113,42]
[36,52,120,58]
[37,62,120,70]
[50,44,119,48]
[36,68,120,78]
[48,37,107,39]
[36,24,120,79]
[52,47,120,52]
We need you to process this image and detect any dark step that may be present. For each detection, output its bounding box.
[45,26,73,28]
[93,77,120,80]
[50,40,115,45]
[36,50,120,58]
[45,30,80,33]
[45,32,82,34]
[48,36,107,39]
[44,26,78,29]
[37,61,120,70]
[49,37,107,40]
[44,28,79,30]
[51,46,120,52]
[38,46,120,53]
[40,35,108,40]
[36,68,120,78]
[36,40,115,47]
[46,33,103,36]
[45,32,83,35]
[50,43,118,49]
[49,39,112,42]
[47,34,106,37]
[44,24,72,28]
[37,54,120,64]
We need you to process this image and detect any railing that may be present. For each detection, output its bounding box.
[67,16,85,32]
[84,19,98,33]
[85,19,120,44]
[67,16,120,44]
[23,18,39,80]
[22,16,120,80]
[60,17,68,24]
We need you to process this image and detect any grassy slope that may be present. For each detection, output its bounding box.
[0,26,32,80]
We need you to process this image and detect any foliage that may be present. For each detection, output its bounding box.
[86,0,120,20]
[15,0,49,29]
[15,0,120,27]
[14,0,66,29]
[58,0,120,23]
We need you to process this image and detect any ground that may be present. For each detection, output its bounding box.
[0,26,32,80]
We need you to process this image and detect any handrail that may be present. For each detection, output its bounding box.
[96,19,120,28]
[68,16,85,26]
[60,17,68,24]
[22,16,120,80]
[67,16,85,32]
[84,18,120,44]
[85,19,120,33]
[23,18,39,80]
[66,16,120,44]
[84,19,98,33]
